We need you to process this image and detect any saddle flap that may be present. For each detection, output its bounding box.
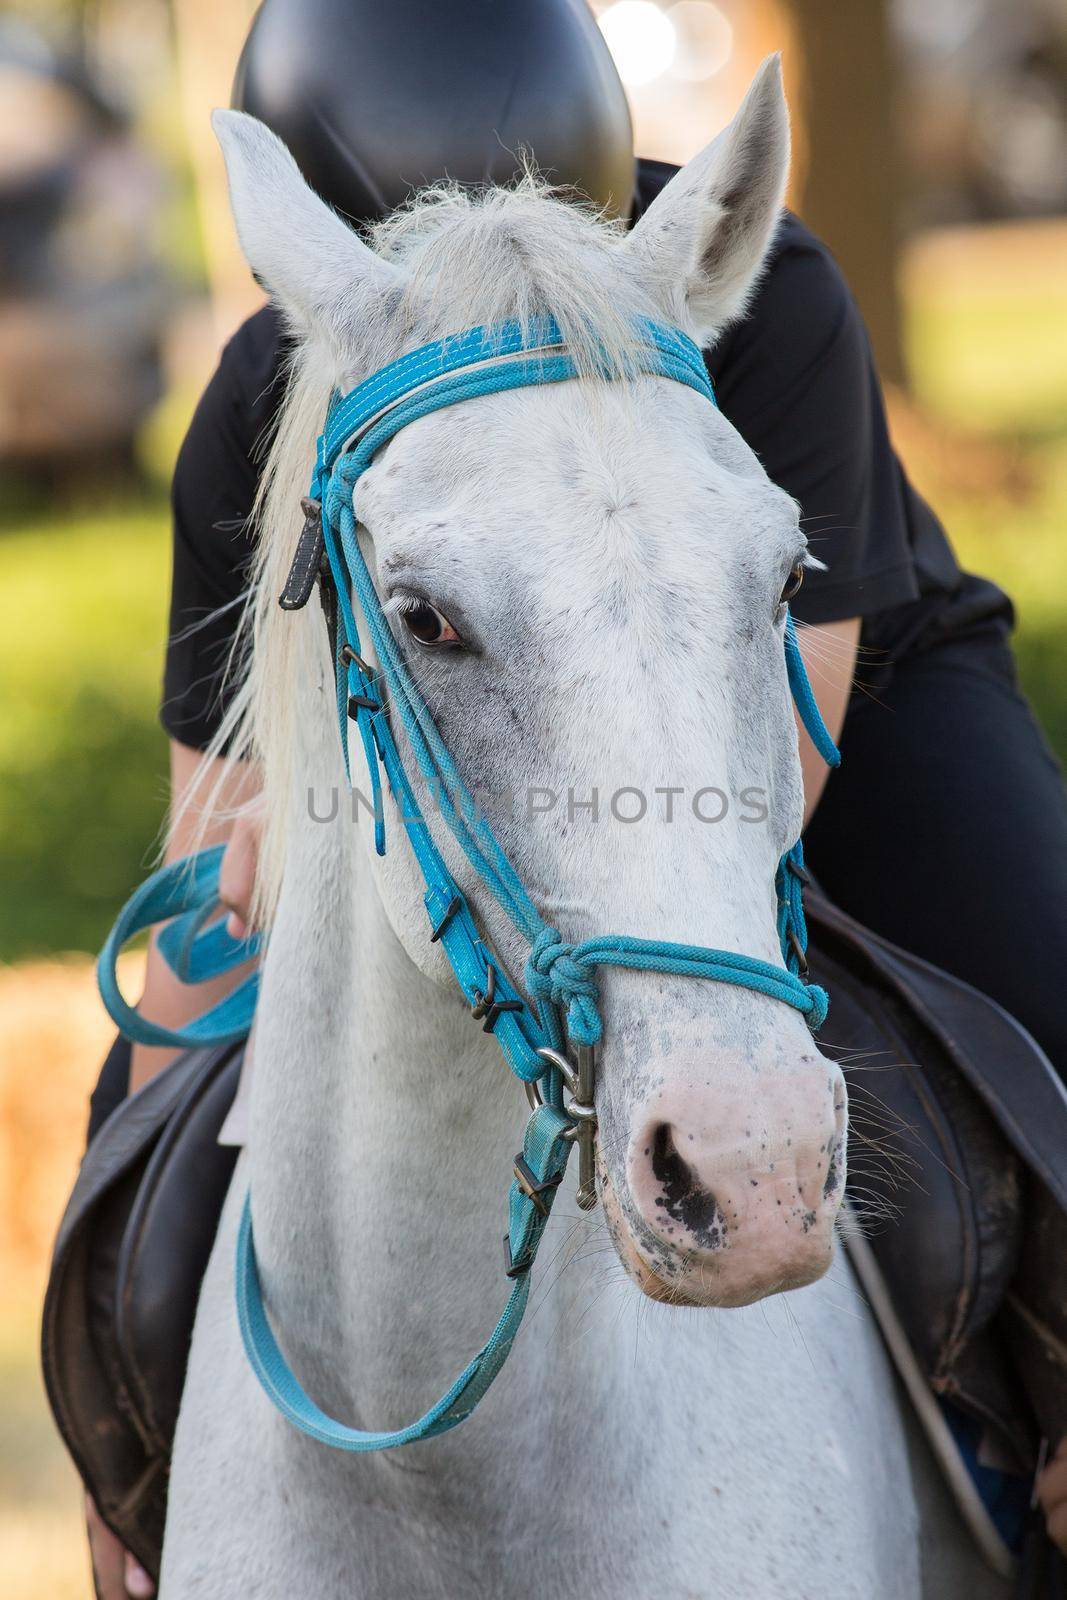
[41,1040,243,1581]
[806,890,1067,1467]
[816,929,1023,1375]
[809,893,1067,1212]
[115,1054,241,1451]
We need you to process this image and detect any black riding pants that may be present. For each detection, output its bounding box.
[804,617,1067,1079]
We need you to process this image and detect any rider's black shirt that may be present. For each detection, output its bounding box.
[161,158,1009,750]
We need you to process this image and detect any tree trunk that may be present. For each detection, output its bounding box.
[778,0,907,386]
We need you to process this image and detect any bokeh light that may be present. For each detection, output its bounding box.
[597,1,677,88]
[667,2,733,82]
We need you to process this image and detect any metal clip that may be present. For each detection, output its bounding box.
[341,643,375,677]
[530,1045,599,1211]
[787,928,810,976]
[348,692,380,717]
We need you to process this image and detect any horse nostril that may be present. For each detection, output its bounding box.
[650,1123,686,1191]
[648,1124,727,1249]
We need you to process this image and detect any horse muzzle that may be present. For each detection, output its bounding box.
[604,1057,847,1307]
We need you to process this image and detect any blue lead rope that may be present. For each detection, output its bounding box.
[97,844,260,1049]
[235,1105,573,1450]
[99,315,839,1453]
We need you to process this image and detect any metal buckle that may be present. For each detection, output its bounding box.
[526,1045,598,1211]
[342,645,380,717]
[512,1153,563,1218]
[469,962,499,1018]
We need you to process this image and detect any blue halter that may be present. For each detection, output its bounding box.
[98,313,839,1453]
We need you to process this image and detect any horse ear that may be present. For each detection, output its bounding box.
[212,109,401,350]
[625,55,790,344]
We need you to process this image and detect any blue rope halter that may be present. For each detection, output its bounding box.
[98,313,839,1453]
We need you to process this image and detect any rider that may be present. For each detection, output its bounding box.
[85,0,1067,1592]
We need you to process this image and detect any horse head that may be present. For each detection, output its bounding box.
[215,56,845,1314]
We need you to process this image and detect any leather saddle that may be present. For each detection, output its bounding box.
[42,1039,243,1579]
[807,893,1067,1462]
[41,893,1067,1584]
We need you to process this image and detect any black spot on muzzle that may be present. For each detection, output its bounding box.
[650,1124,728,1250]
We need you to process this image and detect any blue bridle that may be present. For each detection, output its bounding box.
[99,313,839,1453]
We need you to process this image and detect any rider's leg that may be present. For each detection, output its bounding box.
[803,616,1067,1077]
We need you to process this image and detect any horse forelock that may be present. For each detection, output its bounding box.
[363,172,659,382]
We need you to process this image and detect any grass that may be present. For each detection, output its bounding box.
[936,449,1067,760]
[903,229,1067,762]
[0,499,171,959]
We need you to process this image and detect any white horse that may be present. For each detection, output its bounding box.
[163,61,1007,1599]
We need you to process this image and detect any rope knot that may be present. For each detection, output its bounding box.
[525,927,602,1047]
[805,983,830,1032]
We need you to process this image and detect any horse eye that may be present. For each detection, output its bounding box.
[780,562,805,605]
[399,598,461,646]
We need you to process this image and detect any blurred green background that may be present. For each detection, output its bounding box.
[0,496,169,956]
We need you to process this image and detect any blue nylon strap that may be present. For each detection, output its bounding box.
[319,314,715,475]
[95,314,838,1455]
[234,1104,572,1450]
[156,901,255,985]
[785,612,841,769]
[97,844,260,1049]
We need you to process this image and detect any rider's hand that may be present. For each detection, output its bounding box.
[218,805,263,941]
[86,1496,155,1598]
[130,750,261,1096]
[1038,1436,1067,1555]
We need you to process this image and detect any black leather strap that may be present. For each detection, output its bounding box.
[278,497,325,610]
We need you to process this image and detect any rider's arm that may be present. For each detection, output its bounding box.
[794,616,860,823]
[129,738,261,1094]
[703,217,919,819]
[135,317,284,1095]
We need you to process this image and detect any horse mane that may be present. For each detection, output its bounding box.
[186,174,659,925]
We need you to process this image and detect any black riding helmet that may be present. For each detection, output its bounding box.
[232,0,636,225]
